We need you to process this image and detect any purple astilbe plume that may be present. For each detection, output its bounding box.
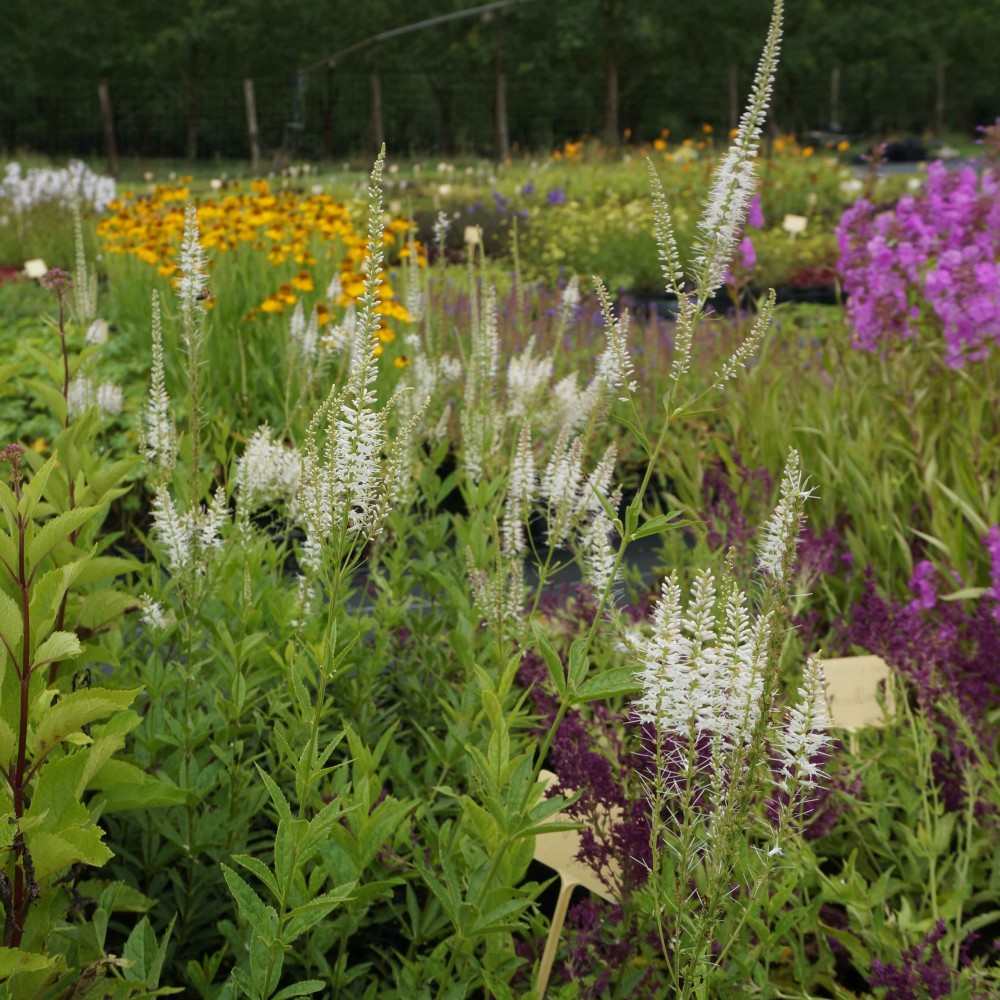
[868,920,954,999]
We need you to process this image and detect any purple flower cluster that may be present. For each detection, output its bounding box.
[843,567,1000,808]
[837,162,1000,367]
[985,525,1000,622]
[868,920,955,999]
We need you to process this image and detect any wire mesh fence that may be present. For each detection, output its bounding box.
[2,58,992,166]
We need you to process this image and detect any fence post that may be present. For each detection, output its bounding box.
[371,72,385,152]
[97,79,119,178]
[494,13,510,162]
[244,78,261,174]
[830,66,841,131]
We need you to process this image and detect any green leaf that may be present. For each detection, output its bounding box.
[567,638,589,692]
[232,854,281,902]
[27,505,102,569]
[221,864,275,938]
[17,454,58,520]
[530,622,567,700]
[20,380,67,428]
[29,558,87,648]
[31,630,82,669]
[255,764,293,824]
[76,589,140,631]
[632,511,683,541]
[28,828,113,882]
[281,885,356,942]
[0,947,57,979]
[0,530,17,581]
[940,587,987,603]
[572,666,638,705]
[271,982,326,1000]
[89,761,188,812]
[35,687,140,754]
[123,916,160,986]
[73,555,140,587]
[0,589,20,664]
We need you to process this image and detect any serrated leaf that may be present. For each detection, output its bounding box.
[221,864,273,937]
[0,947,57,978]
[0,589,20,664]
[567,638,589,692]
[77,589,140,631]
[29,558,87,648]
[281,884,356,942]
[31,630,82,669]
[17,454,58,519]
[232,853,281,902]
[28,829,113,881]
[34,687,140,754]
[89,761,188,812]
[27,505,102,569]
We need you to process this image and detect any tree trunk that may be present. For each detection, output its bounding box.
[97,79,119,178]
[371,72,385,152]
[244,79,261,174]
[602,53,619,147]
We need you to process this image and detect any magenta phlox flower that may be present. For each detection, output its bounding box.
[838,163,1000,365]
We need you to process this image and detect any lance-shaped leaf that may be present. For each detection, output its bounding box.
[27,505,103,570]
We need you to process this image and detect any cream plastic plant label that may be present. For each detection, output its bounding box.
[820,655,894,732]
[534,769,619,903]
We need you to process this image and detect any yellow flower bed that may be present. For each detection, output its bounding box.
[97,178,423,324]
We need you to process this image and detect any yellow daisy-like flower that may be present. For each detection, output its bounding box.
[291,271,314,292]
[260,296,284,313]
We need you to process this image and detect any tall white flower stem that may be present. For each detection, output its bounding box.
[178,204,209,494]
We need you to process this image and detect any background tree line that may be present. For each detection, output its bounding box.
[1,0,997,164]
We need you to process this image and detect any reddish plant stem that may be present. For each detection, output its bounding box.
[50,298,77,686]
[8,472,33,947]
